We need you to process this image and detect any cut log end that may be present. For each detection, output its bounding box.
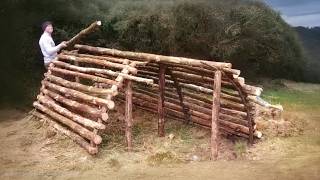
[96,21,102,26]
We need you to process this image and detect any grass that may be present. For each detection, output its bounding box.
[262,88,320,109]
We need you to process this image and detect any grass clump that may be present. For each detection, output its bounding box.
[146,151,182,166]
[234,140,247,159]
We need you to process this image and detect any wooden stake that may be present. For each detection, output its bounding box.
[211,70,222,160]
[125,80,133,151]
[158,64,166,137]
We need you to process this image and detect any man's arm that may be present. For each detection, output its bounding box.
[41,38,66,56]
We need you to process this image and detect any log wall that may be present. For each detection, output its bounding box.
[32,43,268,158]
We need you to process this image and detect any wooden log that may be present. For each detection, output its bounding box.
[158,64,166,137]
[132,87,248,124]
[42,80,115,109]
[107,61,136,98]
[75,44,232,68]
[41,88,108,121]
[134,85,248,117]
[53,60,153,85]
[65,21,102,50]
[45,73,115,95]
[31,111,98,154]
[121,93,251,134]
[211,70,221,160]
[49,66,118,85]
[224,73,254,144]
[37,95,105,130]
[33,102,102,144]
[125,80,133,151]
[120,95,252,137]
[58,54,138,74]
[166,68,191,123]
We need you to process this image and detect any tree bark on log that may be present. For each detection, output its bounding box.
[125,80,133,151]
[41,88,108,121]
[166,68,191,123]
[53,60,153,85]
[42,80,115,109]
[49,66,118,85]
[31,111,98,154]
[33,102,102,144]
[37,95,105,130]
[65,21,102,50]
[75,44,232,69]
[58,54,138,74]
[45,73,115,95]
[211,70,221,160]
[158,64,166,137]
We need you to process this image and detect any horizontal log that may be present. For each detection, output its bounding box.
[134,85,248,115]
[127,98,251,137]
[119,92,250,134]
[41,88,108,121]
[33,102,102,144]
[58,54,138,74]
[53,60,153,85]
[45,73,115,95]
[42,80,115,109]
[130,92,249,125]
[37,95,105,130]
[49,66,118,85]
[31,111,98,154]
[75,44,232,68]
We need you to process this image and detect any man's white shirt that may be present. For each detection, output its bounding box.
[39,32,62,64]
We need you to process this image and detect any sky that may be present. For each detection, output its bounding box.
[264,0,320,27]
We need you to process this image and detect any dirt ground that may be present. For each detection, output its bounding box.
[0,83,319,180]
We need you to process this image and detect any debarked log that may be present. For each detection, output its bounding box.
[65,21,102,50]
[33,102,102,144]
[42,80,115,109]
[41,88,108,121]
[58,54,137,74]
[31,110,98,154]
[49,66,118,85]
[74,44,232,69]
[45,73,116,95]
[53,60,154,85]
[37,95,105,130]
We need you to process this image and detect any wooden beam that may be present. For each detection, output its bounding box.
[125,80,133,151]
[158,64,166,137]
[211,70,222,160]
[166,68,191,123]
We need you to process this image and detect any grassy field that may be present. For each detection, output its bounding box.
[0,81,319,179]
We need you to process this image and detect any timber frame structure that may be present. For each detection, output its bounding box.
[31,21,275,159]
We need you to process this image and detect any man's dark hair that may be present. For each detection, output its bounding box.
[41,21,52,31]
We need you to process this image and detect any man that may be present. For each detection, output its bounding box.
[39,21,67,69]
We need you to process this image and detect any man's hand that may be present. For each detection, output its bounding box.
[59,41,67,49]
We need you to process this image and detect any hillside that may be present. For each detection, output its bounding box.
[295,26,320,82]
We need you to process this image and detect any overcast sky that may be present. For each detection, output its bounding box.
[264,0,320,27]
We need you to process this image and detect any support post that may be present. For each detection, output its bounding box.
[158,64,166,137]
[125,80,133,151]
[167,68,191,123]
[211,70,222,160]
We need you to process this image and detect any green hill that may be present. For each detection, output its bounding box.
[295,27,320,83]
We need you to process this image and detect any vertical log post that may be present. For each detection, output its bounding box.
[125,80,133,151]
[211,70,222,160]
[158,64,166,137]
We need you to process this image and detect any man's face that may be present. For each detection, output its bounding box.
[45,24,53,34]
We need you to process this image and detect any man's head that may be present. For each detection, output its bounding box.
[41,21,53,34]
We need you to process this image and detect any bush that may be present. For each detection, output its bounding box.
[0,0,308,106]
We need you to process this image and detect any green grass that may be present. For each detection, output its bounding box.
[262,88,320,109]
